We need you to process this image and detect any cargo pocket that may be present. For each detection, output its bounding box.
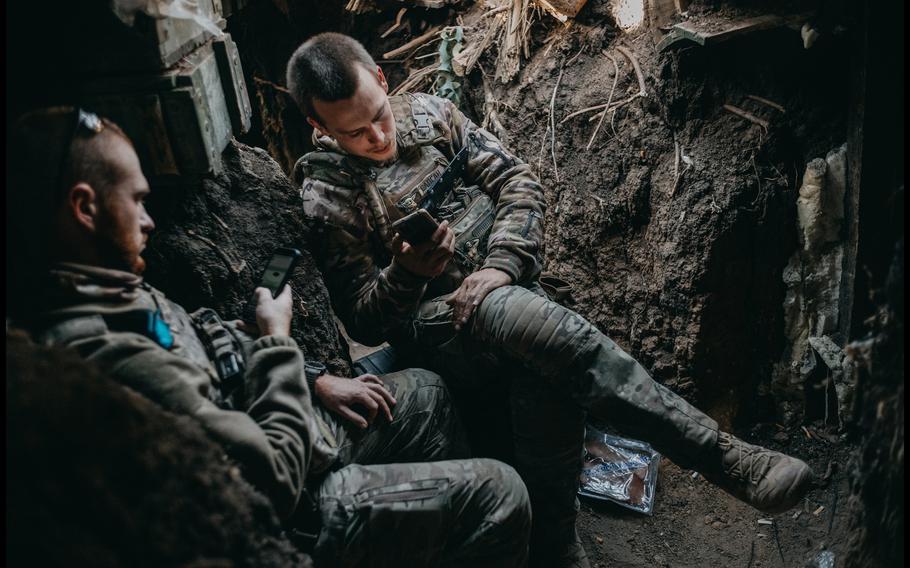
[412,297,459,350]
[359,478,451,566]
[451,192,496,276]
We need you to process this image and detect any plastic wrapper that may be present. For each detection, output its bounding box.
[812,550,835,568]
[578,426,661,514]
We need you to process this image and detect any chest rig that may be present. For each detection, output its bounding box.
[376,95,496,277]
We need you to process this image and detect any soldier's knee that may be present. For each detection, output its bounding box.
[472,458,531,526]
[401,367,447,390]
[395,367,451,407]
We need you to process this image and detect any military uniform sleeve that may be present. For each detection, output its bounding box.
[434,95,547,284]
[302,172,431,346]
[315,221,430,346]
[67,331,315,520]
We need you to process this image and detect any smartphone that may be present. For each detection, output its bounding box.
[391,209,439,245]
[245,248,302,321]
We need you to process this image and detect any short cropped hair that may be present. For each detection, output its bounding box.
[9,106,131,205]
[286,32,377,124]
[6,107,132,320]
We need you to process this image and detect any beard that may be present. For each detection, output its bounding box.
[95,230,145,274]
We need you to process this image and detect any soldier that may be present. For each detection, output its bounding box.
[7,107,532,567]
[287,32,817,567]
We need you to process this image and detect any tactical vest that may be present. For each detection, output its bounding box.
[35,283,344,476]
[34,285,244,406]
[299,94,497,282]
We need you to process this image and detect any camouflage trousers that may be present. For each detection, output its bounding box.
[310,369,531,567]
[392,285,721,563]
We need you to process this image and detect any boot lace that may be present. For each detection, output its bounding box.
[718,433,773,485]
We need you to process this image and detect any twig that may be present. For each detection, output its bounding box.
[672,158,691,197]
[584,94,645,122]
[673,137,680,180]
[211,213,230,231]
[566,44,586,67]
[461,14,505,75]
[723,104,770,130]
[746,540,755,568]
[771,520,785,564]
[381,7,408,38]
[383,26,442,59]
[827,489,838,535]
[535,0,568,22]
[549,63,564,183]
[746,94,786,113]
[561,103,612,124]
[186,229,245,274]
[616,44,646,97]
[478,4,510,19]
[496,0,531,81]
[252,76,290,95]
[390,64,438,95]
[586,53,619,151]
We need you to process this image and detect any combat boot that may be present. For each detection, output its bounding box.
[703,432,813,513]
[556,529,591,568]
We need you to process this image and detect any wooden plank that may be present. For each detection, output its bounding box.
[657,13,808,51]
[214,34,252,135]
[160,86,218,176]
[83,42,231,176]
[544,0,588,18]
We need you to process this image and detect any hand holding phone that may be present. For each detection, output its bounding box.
[251,285,293,337]
[244,248,302,323]
[390,209,439,245]
[391,218,455,278]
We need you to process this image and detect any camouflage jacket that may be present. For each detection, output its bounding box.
[30,263,339,520]
[296,93,546,346]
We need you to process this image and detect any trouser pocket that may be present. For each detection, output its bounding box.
[360,478,451,567]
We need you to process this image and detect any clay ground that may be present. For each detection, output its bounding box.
[577,427,851,567]
[448,4,857,565]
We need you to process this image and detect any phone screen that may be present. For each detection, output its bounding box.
[261,254,295,295]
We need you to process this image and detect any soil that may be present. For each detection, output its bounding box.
[142,140,352,375]
[461,9,849,429]
[451,2,859,564]
[6,329,310,567]
[577,424,852,567]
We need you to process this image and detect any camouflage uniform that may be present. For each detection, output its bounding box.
[31,263,531,567]
[296,93,725,563]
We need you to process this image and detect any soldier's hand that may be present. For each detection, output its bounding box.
[447,268,512,331]
[252,285,293,338]
[391,220,454,278]
[314,373,397,429]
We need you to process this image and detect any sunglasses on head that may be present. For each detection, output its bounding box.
[55,108,105,194]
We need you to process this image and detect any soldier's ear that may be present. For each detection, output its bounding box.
[306,116,328,138]
[68,182,100,233]
[376,66,389,93]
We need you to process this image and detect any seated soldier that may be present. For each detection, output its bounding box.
[7,107,531,567]
[286,32,818,567]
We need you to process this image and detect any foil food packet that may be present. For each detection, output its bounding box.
[578,426,661,515]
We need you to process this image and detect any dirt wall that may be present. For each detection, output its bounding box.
[143,140,351,374]
[464,16,848,428]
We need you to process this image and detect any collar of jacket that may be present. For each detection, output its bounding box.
[41,262,147,317]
